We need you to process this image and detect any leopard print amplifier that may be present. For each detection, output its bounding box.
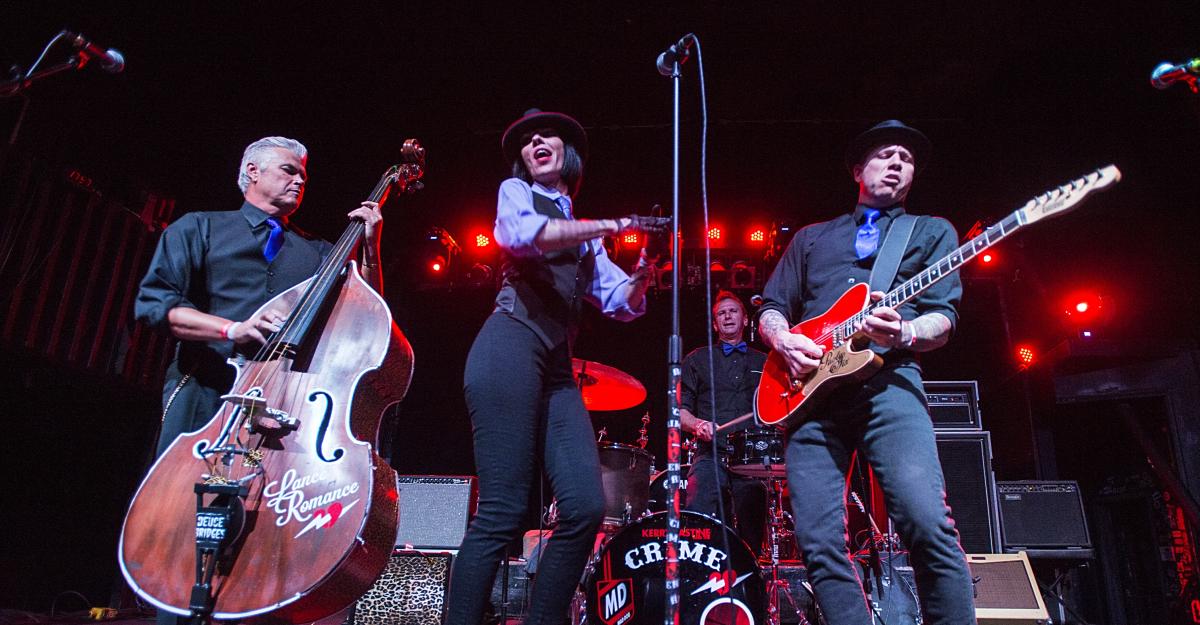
[351,550,453,625]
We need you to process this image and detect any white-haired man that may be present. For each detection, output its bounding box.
[136,136,382,457]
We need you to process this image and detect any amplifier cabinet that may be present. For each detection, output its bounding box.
[350,550,452,625]
[924,380,982,430]
[396,475,477,549]
[936,431,1002,554]
[998,480,1092,556]
[967,552,1050,624]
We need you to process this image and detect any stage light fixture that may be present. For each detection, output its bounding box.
[981,252,995,264]
[1015,344,1036,369]
[1062,291,1105,325]
[707,227,722,240]
[475,233,491,248]
[429,255,446,273]
[749,228,766,244]
[623,232,640,244]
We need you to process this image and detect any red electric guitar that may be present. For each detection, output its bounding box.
[755,165,1121,429]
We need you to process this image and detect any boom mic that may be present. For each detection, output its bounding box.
[1151,57,1200,90]
[656,33,696,76]
[63,30,125,73]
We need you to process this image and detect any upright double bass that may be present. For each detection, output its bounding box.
[119,141,425,624]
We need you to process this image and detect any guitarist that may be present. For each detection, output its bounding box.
[756,120,974,624]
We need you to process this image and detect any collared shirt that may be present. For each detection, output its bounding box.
[680,342,768,447]
[758,203,961,358]
[136,201,332,358]
[493,178,645,321]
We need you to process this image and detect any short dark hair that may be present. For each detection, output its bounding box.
[712,290,745,315]
[510,142,585,196]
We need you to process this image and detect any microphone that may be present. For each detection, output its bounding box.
[656,33,696,76]
[63,30,125,73]
[1151,57,1200,90]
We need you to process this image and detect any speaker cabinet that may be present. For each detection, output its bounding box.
[350,550,452,625]
[396,475,477,549]
[967,552,1049,624]
[925,380,982,429]
[998,481,1092,558]
[936,431,1001,554]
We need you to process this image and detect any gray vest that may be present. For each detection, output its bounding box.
[494,192,596,348]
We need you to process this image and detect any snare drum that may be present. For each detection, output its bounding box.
[727,428,787,478]
[597,443,654,529]
[581,511,767,625]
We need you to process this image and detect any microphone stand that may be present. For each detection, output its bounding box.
[658,37,689,625]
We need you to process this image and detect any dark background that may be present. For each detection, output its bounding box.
[2,1,1199,619]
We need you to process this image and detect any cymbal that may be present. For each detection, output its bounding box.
[572,358,646,411]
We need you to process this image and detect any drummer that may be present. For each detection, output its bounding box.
[681,291,770,555]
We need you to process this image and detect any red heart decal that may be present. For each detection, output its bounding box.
[708,570,736,596]
[322,502,343,528]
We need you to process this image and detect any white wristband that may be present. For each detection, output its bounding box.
[223,321,240,341]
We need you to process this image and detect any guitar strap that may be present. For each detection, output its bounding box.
[867,214,919,293]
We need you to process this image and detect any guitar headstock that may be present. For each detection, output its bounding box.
[1019,165,1121,225]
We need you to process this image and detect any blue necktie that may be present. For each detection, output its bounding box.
[263,217,284,262]
[722,341,748,356]
[855,208,880,260]
[555,196,573,219]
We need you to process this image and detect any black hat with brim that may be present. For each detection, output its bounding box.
[501,108,589,163]
[844,119,932,174]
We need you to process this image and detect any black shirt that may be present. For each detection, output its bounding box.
[680,342,768,447]
[136,201,332,380]
[758,204,961,360]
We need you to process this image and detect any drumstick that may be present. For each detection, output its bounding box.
[715,412,756,433]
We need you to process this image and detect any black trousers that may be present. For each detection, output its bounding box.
[446,313,604,625]
[685,453,768,556]
[786,364,974,625]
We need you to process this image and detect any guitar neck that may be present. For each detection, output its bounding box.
[842,208,1027,335]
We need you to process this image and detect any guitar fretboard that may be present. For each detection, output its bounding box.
[835,208,1027,343]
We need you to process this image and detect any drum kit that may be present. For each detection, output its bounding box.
[570,358,815,625]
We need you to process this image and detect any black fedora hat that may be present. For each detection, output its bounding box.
[500,108,589,163]
[844,119,931,174]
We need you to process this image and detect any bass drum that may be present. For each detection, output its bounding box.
[581,511,767,625]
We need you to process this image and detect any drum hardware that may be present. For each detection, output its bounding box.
[636,411,650,449]
[596,427,608,442]
[762,477,804,625]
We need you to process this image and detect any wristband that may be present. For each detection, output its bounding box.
[222,321,238,341]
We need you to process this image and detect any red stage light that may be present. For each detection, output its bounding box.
[708,227,722,240]
[623,232,640,244]
[475,233,490,248]
[429,254,446,273]
[981,252,995,264]
[749,228,766,243]
[1016,345,1036,369]
[1063,291,1105,325]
